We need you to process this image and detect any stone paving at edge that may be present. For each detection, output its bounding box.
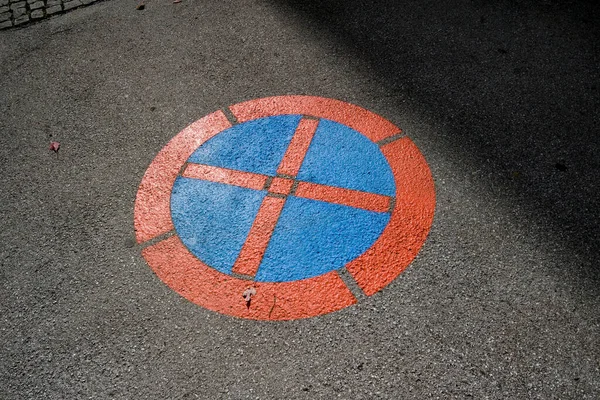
[0,0,99,29]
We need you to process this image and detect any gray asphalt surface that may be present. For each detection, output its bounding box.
[1,0,599,398]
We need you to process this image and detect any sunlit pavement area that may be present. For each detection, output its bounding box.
[1,0,599,398]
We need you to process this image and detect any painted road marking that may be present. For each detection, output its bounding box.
[233,196,287,277]
[276,118,319,176]
[173,115,393,282]
[182,163,269,190]
[294,182,391,213]
[268,177,295,195]
[134,96,435,320]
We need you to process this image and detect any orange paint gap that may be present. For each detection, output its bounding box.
[143,236,356,320]
[345,138,435,296]
[134,111,231,244]
[232,196,286,277]
[230,96,400,143]
[295,181,391,213]
[276,118,319,177]
[183,163,268,191]
[268,177,295,195]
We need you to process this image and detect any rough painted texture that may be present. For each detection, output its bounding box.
[233,196,286,277]
[297,118,395,195]
[255,196,390,282]
[230,95,401,143]
[182,163,268,191]
[276,118,319,176]
[346,137,436,295]
[170,114,394,282]
[135,96,435,319]
[268,177,294,195]
[171,178,267,274]
[133,110,231,243]
[142,236,357,321]
[0,0,105,29]
[295,181,391,212]
[187,114,301,175]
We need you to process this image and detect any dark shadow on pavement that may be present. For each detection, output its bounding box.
[269,0,600,294]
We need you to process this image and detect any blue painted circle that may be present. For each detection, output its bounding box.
[170,115,396,282]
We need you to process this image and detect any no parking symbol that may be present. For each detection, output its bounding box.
[134,96,435,320]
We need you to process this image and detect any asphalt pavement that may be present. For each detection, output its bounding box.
[1,0,599,398]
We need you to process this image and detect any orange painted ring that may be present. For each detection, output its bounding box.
[134,95,435,320]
